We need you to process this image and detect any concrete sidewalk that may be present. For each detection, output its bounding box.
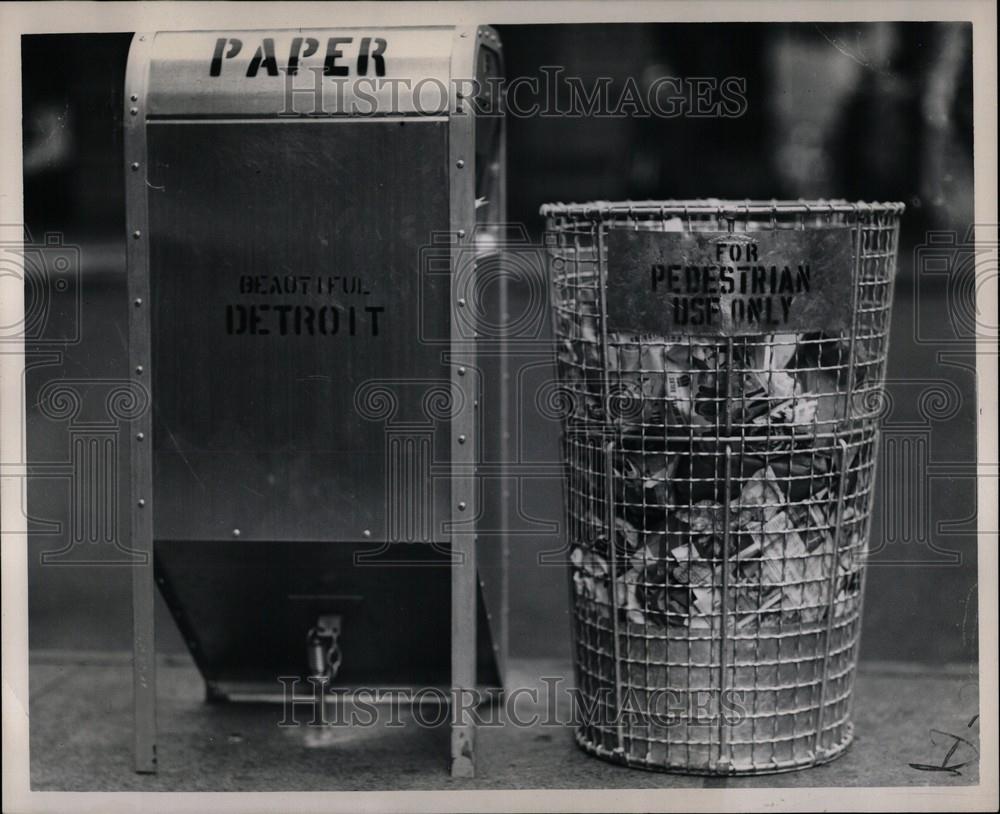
[28,653,979,791]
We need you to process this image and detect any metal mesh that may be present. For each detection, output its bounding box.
[543,200,904,774]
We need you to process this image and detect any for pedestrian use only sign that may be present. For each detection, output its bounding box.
[605,227,856,336]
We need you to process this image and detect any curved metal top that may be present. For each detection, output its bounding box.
[540,199,906,221]
[139,27,498,118]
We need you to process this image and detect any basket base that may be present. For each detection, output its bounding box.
[574,723,854,776]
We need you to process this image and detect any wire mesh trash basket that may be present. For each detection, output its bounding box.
[542,200,904,775]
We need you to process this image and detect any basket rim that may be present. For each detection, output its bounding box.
[539,199,906,220]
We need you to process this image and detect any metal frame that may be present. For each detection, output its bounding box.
[448,23,481,779]
[124,31,157,774]
[480,25,511,695]
[446,23,507,777]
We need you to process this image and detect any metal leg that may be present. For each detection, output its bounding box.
[451,541,477,778]
[131,552,157,772]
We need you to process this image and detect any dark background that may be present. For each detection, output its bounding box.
[22,24,978,666]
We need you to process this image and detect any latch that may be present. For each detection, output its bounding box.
[306,614,342,686]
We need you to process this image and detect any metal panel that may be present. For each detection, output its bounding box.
[155,540,500,693]
[147,120,452,543]
[605,227,856,336]
[147,29,454,118]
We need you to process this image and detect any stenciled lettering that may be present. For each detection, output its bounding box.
[209,35,389,78]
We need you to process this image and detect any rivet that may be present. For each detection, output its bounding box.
[132,230,141,239]
[134,298,143,307]
[457,298,466,307]
[136,432,144,441]
[131,162,140,171]
[363,529,372,538]
[232,528,241,538]
[135,365,143,374]
[458,229,466,238]
[458,501,467,511]
[130,107,138,116]
[456,159,465,169]
[458,435,467,444]
[457,366,466,376]
[131,94,138,102]
[137,499,145,507]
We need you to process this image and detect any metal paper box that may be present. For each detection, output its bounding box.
[124,25,506,778]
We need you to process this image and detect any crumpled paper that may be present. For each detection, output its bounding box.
[570,457,865,630]
[555,328,876,432]
[561,326,869,629]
